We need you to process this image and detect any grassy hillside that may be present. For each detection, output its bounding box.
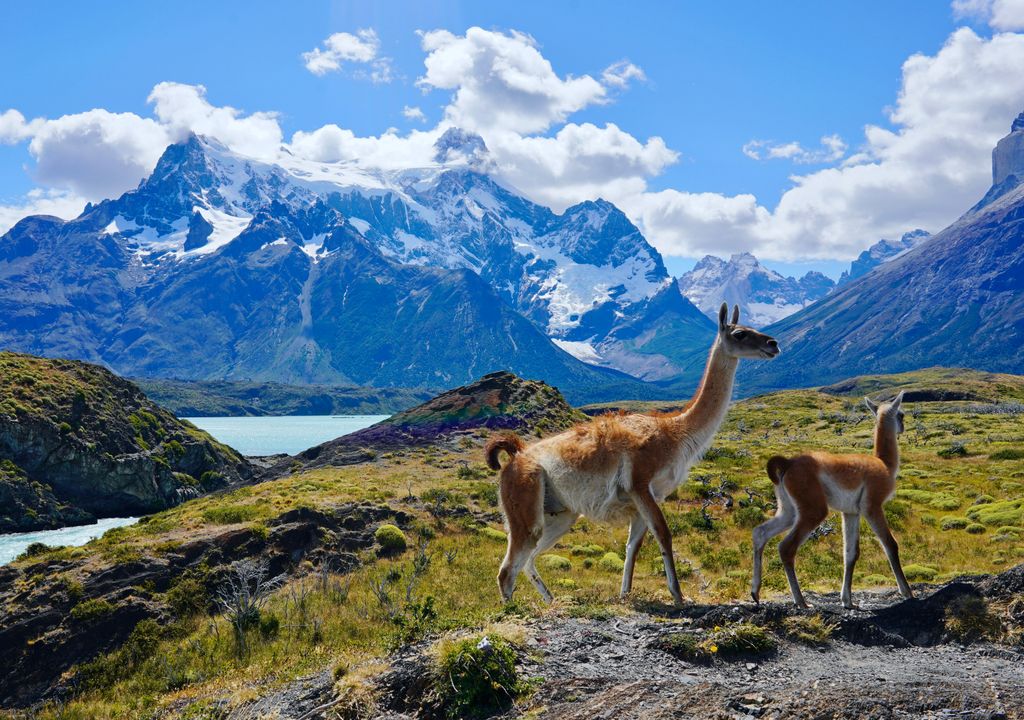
[5,369,1023,718]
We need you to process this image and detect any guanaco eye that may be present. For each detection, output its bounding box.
[732,330,748,340]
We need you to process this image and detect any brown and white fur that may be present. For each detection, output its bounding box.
[751,392,915,609]
[486,303,779,606]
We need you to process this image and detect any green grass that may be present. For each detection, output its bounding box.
[20,368,1024,719]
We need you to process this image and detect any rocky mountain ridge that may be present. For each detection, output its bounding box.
[0,131,710,399]
[677,252,835,327]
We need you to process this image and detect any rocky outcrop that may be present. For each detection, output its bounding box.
[0,502,408,708]
[0,352,253,532]
[993,111,1024,187]
[283,371,587,472]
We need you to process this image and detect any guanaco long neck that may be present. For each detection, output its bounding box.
[678,337,737,443]
[874,420,900,474]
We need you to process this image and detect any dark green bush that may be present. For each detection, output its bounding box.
[433,634,525,718]
[17,542,54,560]
[71,598,115,622]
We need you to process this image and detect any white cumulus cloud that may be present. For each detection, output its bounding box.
[602,60,647,89]
[952,0,1024,30]
[0,188,87,235]
[418,27,607,134]
[742,134,847,164]
[635,27,1024,260]
[148,82,282,160]
[302,29,394,82]
[27,109,170,200]
[402,105,427,122]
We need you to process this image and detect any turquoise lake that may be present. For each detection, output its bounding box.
[0,516,139,565]
[184,414,388,456]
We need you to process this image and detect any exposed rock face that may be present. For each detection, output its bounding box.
[993,111,1024,186]
[837,229,930,285]
[0,352,253,532]
[286,371,587,471]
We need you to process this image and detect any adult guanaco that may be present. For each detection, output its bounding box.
[751,392,914,608]
[486,303,779,606]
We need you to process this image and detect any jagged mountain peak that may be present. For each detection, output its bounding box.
[677,251,835,327]
[433,127,489,164]
[837,229,930,286]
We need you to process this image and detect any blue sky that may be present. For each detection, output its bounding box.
[2,1,1023,279]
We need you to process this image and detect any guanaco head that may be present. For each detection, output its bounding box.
[717,303,780,360]
[865,391,906,434]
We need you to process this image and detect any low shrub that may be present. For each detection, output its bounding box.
[570,543,605,557]
[374,524,408,554]
[167,569,210,617]
[201,504,260,525]
[940,516,969,531]
[903,564,938,581]
[657,623,777,663]
[16,542,54,560]
[71,598,115,622]
[733,505,765,528]
[937,442,968,458]
[538,555,571,571]
[432,634,527,719]
[781,614,837,646]
[704,623,776,658]
[259,612,280,639]
[965,523,986,535]
[989,448,1024,461]
[598,552,625,573]
[478,526,507,542]
[966,499,1024,527]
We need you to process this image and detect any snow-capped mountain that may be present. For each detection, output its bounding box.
[741,113,1024,392]
[677,252,835,327]
[0,131,711,399]
[837,229,930,285]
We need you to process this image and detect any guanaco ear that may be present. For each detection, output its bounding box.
[718,302,729,330]
[731,304,740,325]
[892,390,905,409]
[864,397,879,415]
